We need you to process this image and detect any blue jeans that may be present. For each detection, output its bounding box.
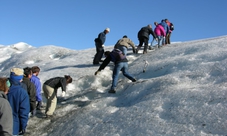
[151,36,163,46]
[117,46,127,55]
[111,62,134,90]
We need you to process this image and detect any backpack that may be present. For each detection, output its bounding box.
[170,23,174,31]
[110,49,126,62]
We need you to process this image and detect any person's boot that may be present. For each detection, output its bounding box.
[136,46,141,54]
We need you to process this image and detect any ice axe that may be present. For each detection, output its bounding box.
[143,60,149,73]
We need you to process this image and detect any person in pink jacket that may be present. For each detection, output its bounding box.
[149,22,166,49]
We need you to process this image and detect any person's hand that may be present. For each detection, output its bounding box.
[62,91,66,97]
[95,70,100,75]
[155,38,158,41]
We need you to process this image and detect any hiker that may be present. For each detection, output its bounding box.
[30,66,43,110]
[22,67,37,117]
[137,24,157,54]
[43,75,73,118]
[0,77,13,136]
[150,22,166,49]
[165,19,174,44]
[7,68,30,135]
[159,19,170,45]
[114,35,136,55]
[94,49,136,93]
[93,28,110,65]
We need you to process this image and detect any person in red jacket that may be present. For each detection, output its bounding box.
[165,19,173,44]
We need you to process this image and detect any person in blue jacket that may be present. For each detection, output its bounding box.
[30,66,43,110]
[93,28,110,65]
[159,19,170,45]
[7,68,30,135]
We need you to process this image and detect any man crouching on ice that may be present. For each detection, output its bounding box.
[94,49,136,93]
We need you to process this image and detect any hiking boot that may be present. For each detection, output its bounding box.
[108,89,116,94]
[148,46,155,50]
[45,114,53,119]
[131,78,137,82]
[143,51,147,54]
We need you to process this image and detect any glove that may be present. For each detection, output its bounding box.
[62,91,66,97]
[95,70,100,75]
[19,129,26,135]
[102,45,105,48]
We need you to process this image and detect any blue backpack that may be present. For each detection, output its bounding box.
[109,49,126,62]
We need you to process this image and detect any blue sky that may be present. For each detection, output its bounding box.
[1,0,227,50]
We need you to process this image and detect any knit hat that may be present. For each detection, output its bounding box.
[105,28,110,32]
[10,68,24,81]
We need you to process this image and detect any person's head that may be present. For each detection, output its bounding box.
[154,22,158,26]
[104,51,111,57]
[147,24,152,28]
[123,35,127,38]
[0,77,10,94]
[32,66,40,76]
[165,19,169,23]
[104,28,110,34]
[64,75,72,85]
[23,67,32,78]
[10,68,24,82]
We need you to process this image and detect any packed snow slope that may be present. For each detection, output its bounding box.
[0,36,227,136]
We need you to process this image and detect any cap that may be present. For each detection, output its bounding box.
[105,28,110,32]
[10,68,24,81]
[123,35,127,38]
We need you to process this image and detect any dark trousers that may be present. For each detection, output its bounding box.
[93,43,104,64]
[166,32,171,44]
[138,37,149,52]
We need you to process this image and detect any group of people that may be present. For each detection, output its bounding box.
[93,19,173,62]
[93,19,173,93]
[0,66,73,135]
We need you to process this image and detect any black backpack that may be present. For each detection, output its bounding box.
[170,23,174,31]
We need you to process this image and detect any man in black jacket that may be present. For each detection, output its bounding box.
[93,28,110,65]
[137,24,157,54]
[22,67,36,117]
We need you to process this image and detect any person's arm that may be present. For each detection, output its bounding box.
[95,56,111,75]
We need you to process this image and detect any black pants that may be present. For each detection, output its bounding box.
[93,43,104,64]
[138,37,149,52]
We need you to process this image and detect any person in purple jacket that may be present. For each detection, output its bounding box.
[7,68,30,135]
[30,66,43,110]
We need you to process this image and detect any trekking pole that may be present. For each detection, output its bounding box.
[143,60,149,73]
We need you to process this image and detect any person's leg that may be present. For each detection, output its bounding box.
[143,38,149,54]
[93,43,104,64]
[121,62,136,81]
[168,32,172,44]
[136,38,143,53]
[165,33,170,44]
[43,85,57,116]
[110,63,123,91]
[157,36,163,48]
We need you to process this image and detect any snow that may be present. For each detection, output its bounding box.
[0,36,227,136]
